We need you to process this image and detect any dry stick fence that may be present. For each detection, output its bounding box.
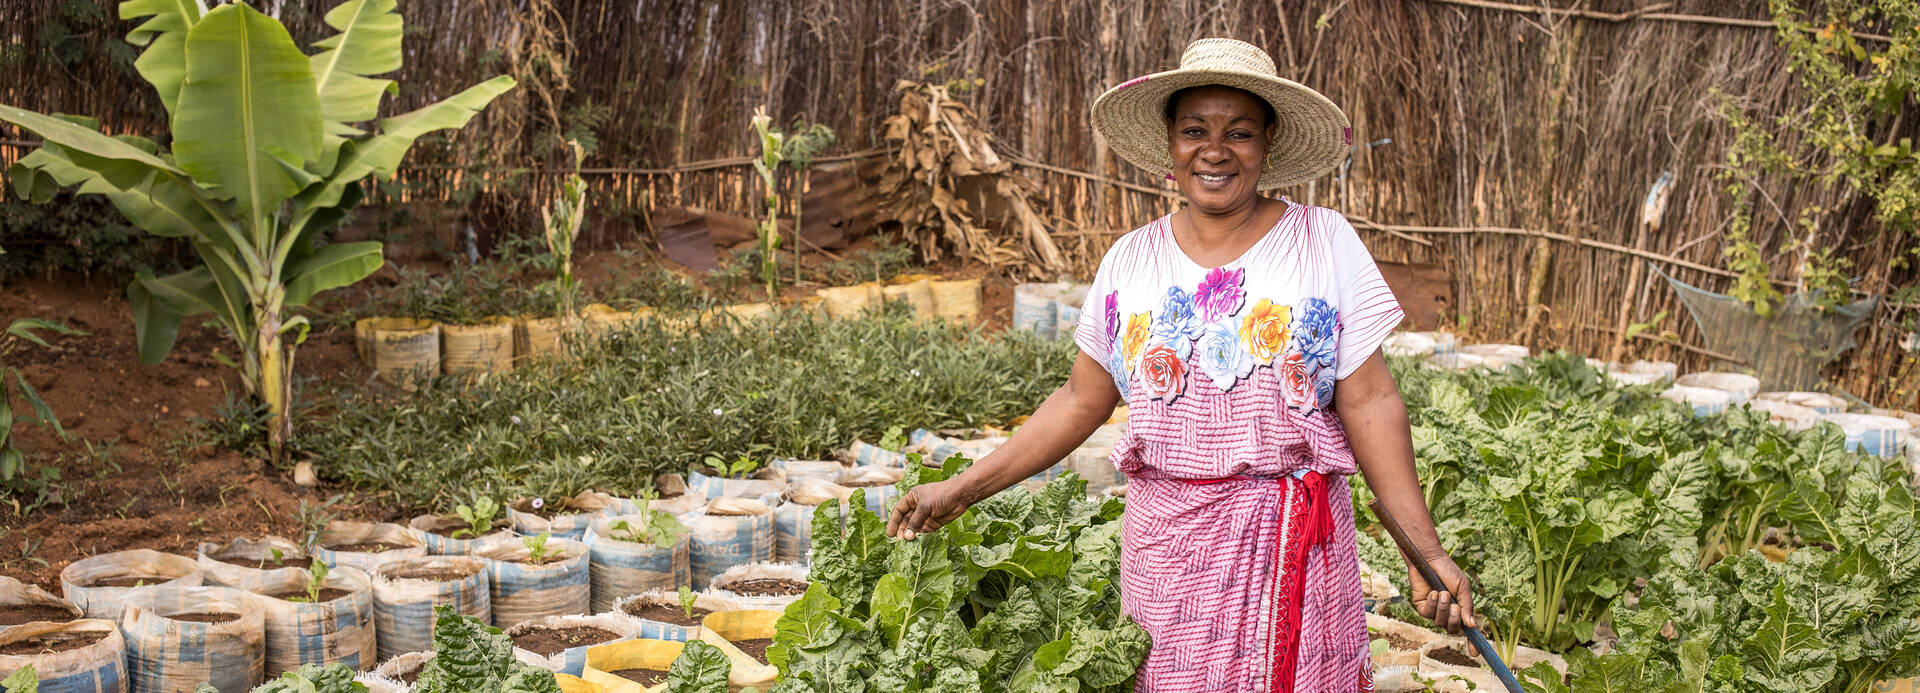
[1,0,1915,406]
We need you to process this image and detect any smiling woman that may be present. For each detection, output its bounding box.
[886,38,1478,693]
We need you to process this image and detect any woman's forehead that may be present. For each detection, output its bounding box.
[1171,87,1265,119]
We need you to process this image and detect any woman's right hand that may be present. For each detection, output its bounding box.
[886,478,973,539]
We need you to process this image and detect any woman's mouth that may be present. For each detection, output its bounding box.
[1196,173,1233,188]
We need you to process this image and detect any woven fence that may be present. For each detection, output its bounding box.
[1,0,1914,406]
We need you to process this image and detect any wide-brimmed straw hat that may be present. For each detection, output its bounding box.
[1092,38,1350,190]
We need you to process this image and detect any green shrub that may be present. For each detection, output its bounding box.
[304,305,1073,508]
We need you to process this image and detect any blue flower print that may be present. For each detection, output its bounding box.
[1107,341,1131,396]
[1195,321,1254,391]
[1312,362,1337,410]
[1151,286,1204,344]
[1292,297,1341,367]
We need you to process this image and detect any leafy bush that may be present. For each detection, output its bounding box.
[0,194,181,279]
[1365,352,1920,692]
[768,460,1146,692]
[304,306,1072,508]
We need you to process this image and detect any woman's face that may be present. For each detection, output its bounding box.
[1166,87,1273,214]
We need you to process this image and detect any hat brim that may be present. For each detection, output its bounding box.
[1092,69,1350,191]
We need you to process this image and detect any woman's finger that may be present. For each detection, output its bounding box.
[905,493,935,535]
[1434,591,1454,633]
[887,495,913,537]
[1454,582,1478,629]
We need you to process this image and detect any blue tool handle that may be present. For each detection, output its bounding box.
[1464,626,1523,693]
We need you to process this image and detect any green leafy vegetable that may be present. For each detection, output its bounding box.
[3,664,38,693]
[452,497,501,539]
[409,606,561,693]
[678,585,699,620]
[663,640,731,693]
[286,559,331,603]
[522,532,559,565]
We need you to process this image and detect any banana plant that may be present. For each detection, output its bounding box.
[749,107,785,300]
[2,0,516,460]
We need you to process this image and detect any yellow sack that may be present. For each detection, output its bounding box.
[581,638,688,693]
[442,317,515,376]
[555,673,605,693]
[698,610,779,688]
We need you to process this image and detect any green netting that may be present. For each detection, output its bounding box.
[1659,265,1876,392]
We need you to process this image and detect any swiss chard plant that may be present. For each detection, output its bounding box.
[609,495,687,549]
[765,456,1148,692]
[1,0,514,460]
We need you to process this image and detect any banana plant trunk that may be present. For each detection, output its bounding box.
[254,299,291,464]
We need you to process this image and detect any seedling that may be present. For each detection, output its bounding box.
[287,560,330,603]
[678,585,698,620]
[523,532,560,565]
[608,509,685,550]
[879,425,908,452]
[452,497,501,539]
[292,494,344,554]
[702,454,760,479]
[268,548,286,566]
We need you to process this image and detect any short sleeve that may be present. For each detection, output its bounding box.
[1073,254,1118,371]
[1328,213,1403,379]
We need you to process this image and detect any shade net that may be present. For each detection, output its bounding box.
[1659,265,1876,392]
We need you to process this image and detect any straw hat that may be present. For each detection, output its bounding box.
[1092,38,1350,190]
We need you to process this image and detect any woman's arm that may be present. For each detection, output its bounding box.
[887,351,1120,538]
[1337,349,1479,633]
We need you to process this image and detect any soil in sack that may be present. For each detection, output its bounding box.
[710,564,811,611]
[198,536,308,590]
[0,576,81,626]
[586,515,691,614]
[372,557,491,660]
[0,619,125,692]
[252,566,378,673]
[59,549,203,621]
[731,637,773,664]
[774,480,850,564]
[697,610,779,688]
[508,491,620,540]
[121,586,265,693]
[581,638,692,691]
[614,591,740,642]
[685,499,775,589]
[505,612,645,677]
[409,513,515,555]
[313,521,428,574]
[373,651,433,685]
[516,626,621,656]
[475,536,591,628]
[612,668,669,686]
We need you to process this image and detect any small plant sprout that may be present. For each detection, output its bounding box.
[292,494,344,555]
[678,585,698,620]
[452,496,502,539]
[268,548,286,566]
[523,532,560,565]
[288,560,330,603]
[879,425,908,452]
[542,139,588,319]
[702,454,759,479]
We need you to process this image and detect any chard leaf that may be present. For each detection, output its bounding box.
[872,530,956,647]
[663,640,731,693]
[3,665,37,693]
[1741,584,1835,691]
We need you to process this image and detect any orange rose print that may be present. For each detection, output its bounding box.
[1239,299,1292,364]
[1122,312,1152,365]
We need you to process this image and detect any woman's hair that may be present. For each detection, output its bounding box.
[1162,85,1276,128]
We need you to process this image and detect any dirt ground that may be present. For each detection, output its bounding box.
[0,240,1015,591]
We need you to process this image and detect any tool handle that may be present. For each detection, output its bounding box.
[1366,499,1523,693]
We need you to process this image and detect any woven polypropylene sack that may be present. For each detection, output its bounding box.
[774,481,851,564]
[683,499,774,589]
[838,467,904,515]
[59,550,202,622]
[881,279,936,320]
[767,460,844,485]
[928,279,982,324]
[507,491,623,542]
[196,537,306,592]
[817,283,882,319]
[683,470,786,501]
[474,537,591,628]
[506,613,640,677]
[580,639,688,693]
[1676,372,1761,404]
[371,651,432,682]
[584,516,690,614]
[695,610,779,689]
[246,566,377,675]
[368,318,440,385]
[610,591,742,643]
[120,585,266,693]
[842,440,906,468]
[0,575,82,628]
[408,514,515,555]
[370,557,490,661]
[441,318,515,376]
[312,522,427,574]
[0,619,125,693]
[515,315,580,363]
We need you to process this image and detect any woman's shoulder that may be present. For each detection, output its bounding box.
[1094,213,1174,270]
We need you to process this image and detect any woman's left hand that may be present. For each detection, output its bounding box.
[1407,552,1478,634]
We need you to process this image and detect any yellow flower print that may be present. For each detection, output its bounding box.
[1240,299,1292,365]
[1122,312,1153,365]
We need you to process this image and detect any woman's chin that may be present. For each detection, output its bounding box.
[1183,186,1251,212]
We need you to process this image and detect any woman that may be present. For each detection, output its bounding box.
[887,39,1476,692]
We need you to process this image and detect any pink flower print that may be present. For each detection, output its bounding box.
[1104,291,1120,339]
[1194,267,1246,322]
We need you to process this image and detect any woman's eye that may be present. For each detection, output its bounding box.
[1184,128,1205,137]
[1230,131,1251,140]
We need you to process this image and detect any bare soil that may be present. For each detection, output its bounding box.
[733,637,773,663]
[512,625,621,656]
[390,567,476,582]
[416,516,507,538]
[0,604,77,625]
[511,498,586,519]
[0,273,398,592]
[624,601,709,626]
[611,668,669,687]
[726,578,808,597]
[0,630,107,655]
[168,612,241,623]
[266,588,352,603]
[395,664,424,685]
[1379,632,1425,651]
[841,480,893,488]
[1429,645,1482,667]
